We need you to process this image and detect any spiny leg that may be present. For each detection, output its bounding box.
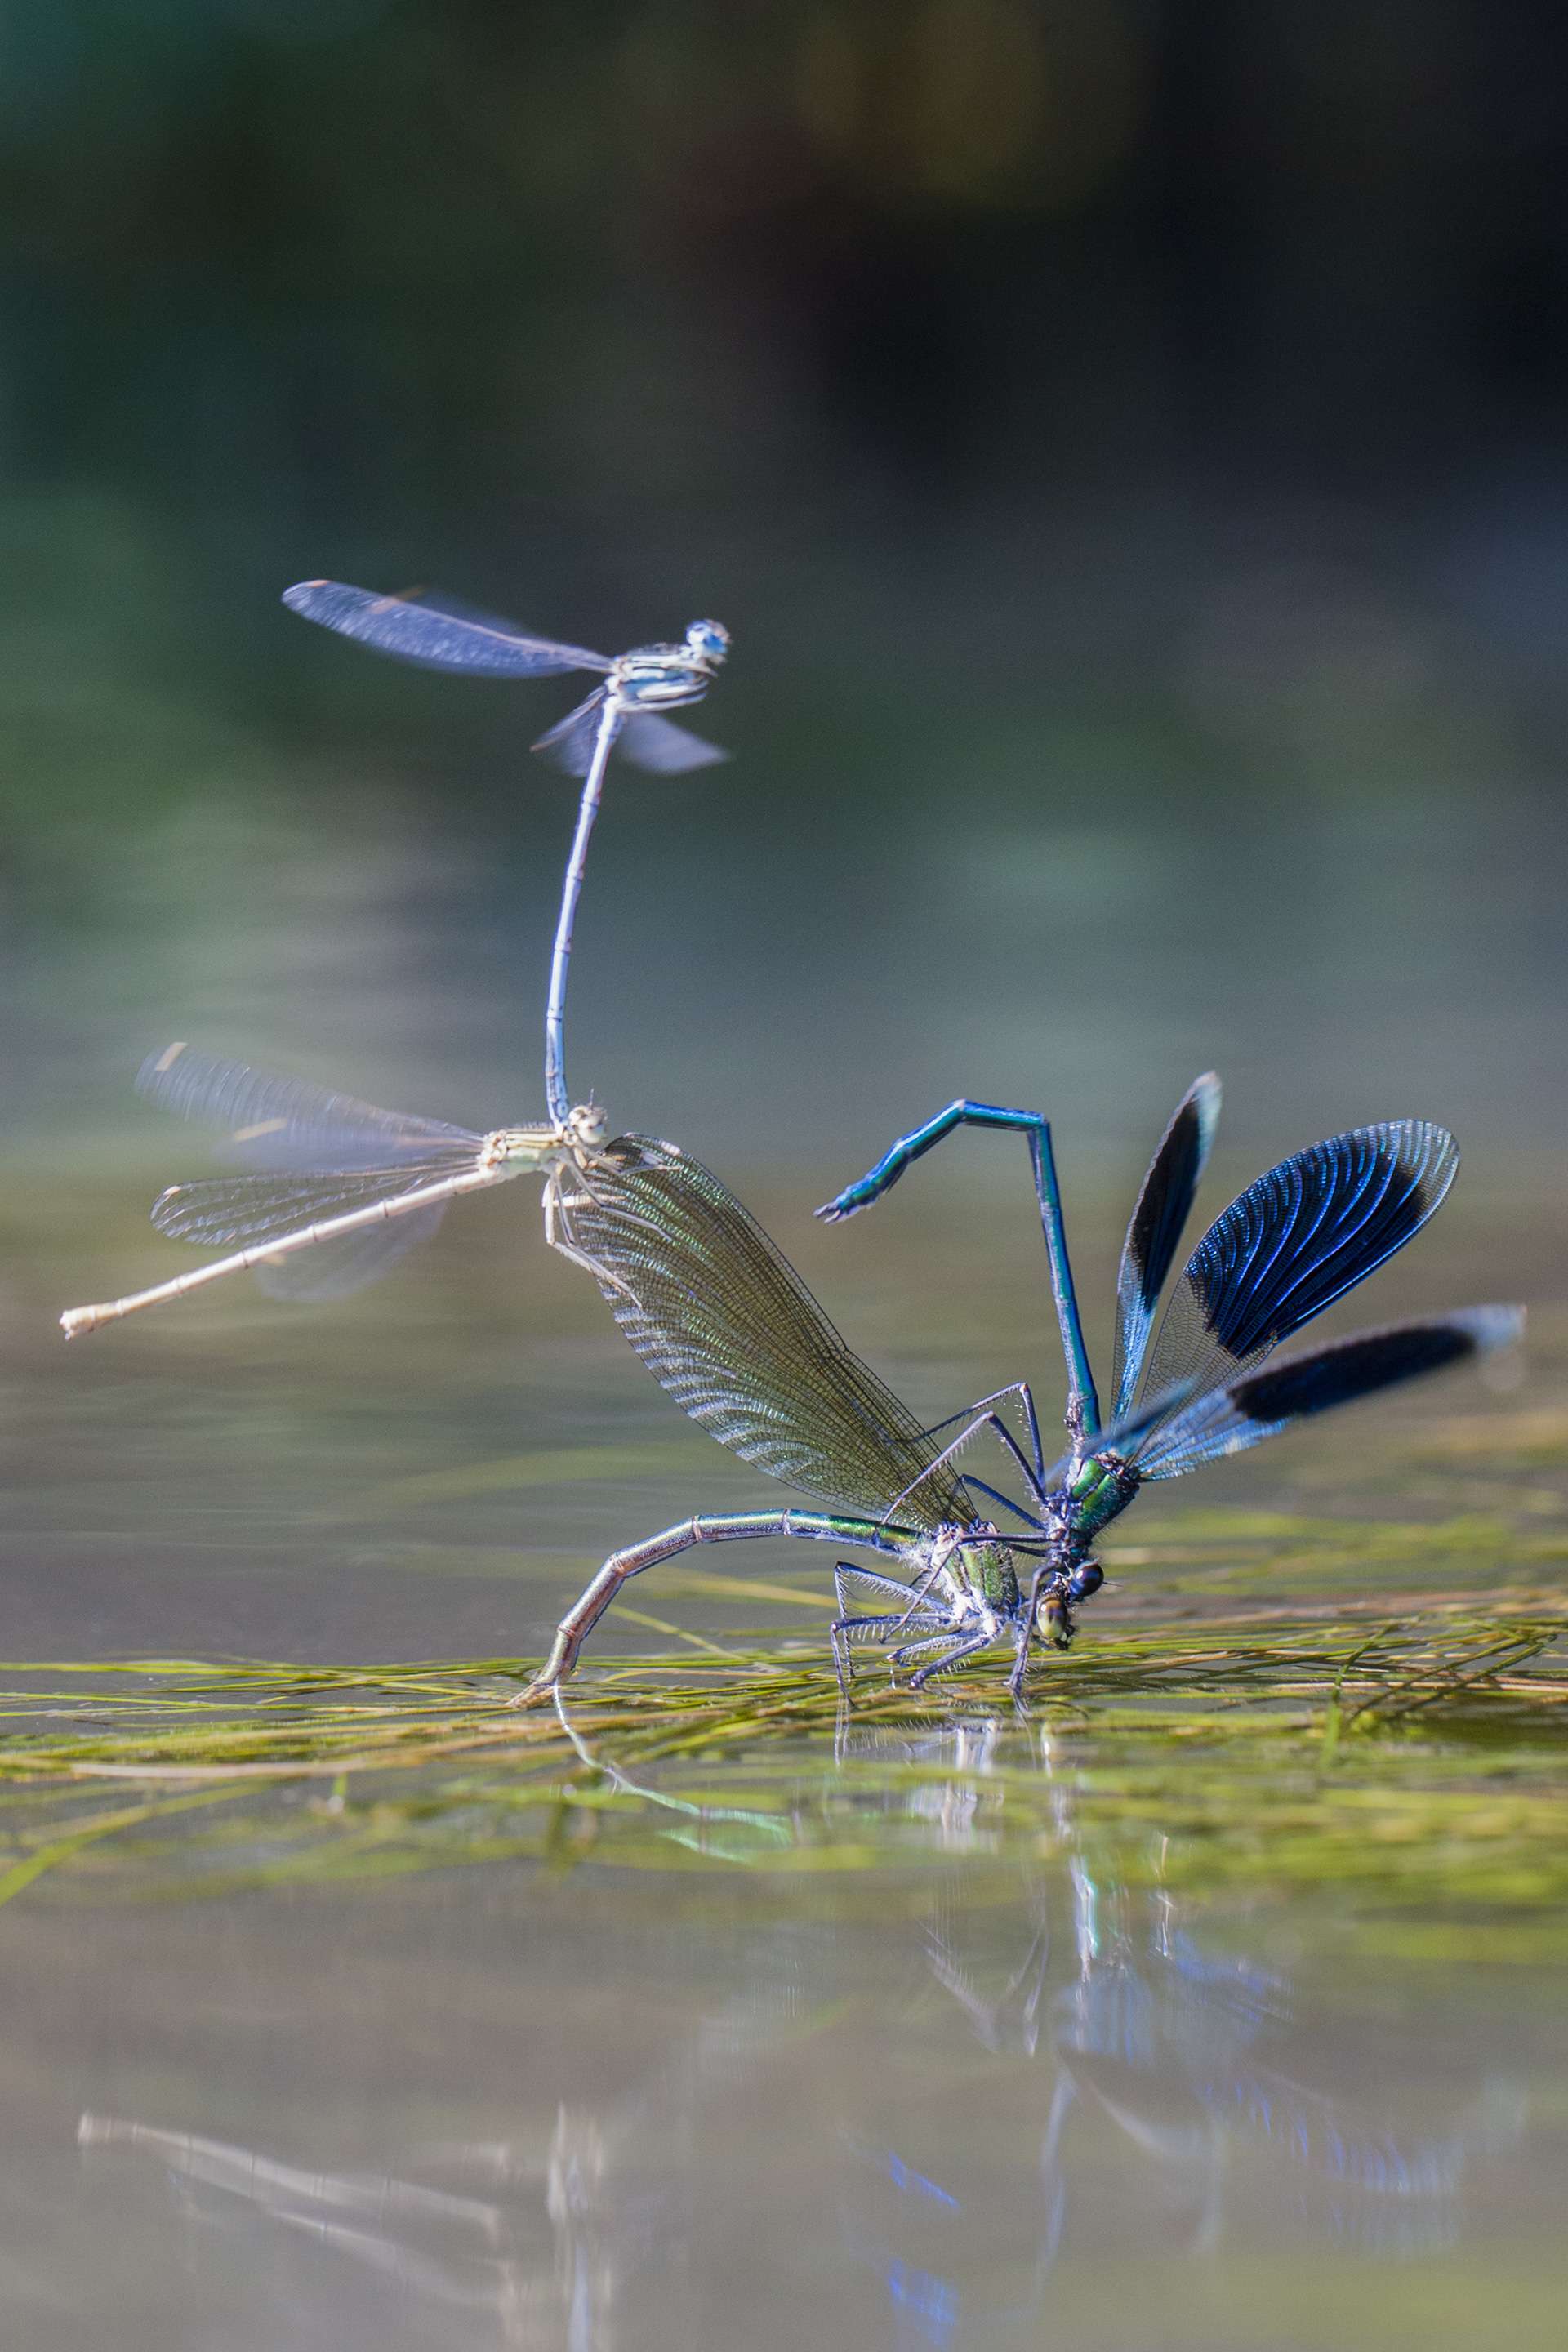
[960,1475,1049,1532]
[816,1101,1100,1450]
[923,1381,1047,1486]
[832,1561,950,1687]
[889,1631,968,1673]
[544,1168,635,1297]
[884,1408,1048,1528]
[832,1610,927,1690]
[906,1632,998,1688]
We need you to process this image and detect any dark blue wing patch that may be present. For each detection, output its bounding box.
[1135,1120,1459,1420]
[1134,1307,1521,1477]
[1111,1073,1221,1419]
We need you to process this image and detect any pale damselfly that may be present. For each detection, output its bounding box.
[60,586,730,1337]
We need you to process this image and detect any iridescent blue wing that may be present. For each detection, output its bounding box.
[282,581,612,678]
[1132,1121,1459,1442]
[1111,1074,1221,1420]
[1133,1308,1522,1479]
[1038,1378,1200,1488]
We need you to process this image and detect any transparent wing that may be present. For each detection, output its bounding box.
[136,1044,483,1173]
[1111,1074,1221,1420]
[617,711,729,773]
[531,688,618,776]
[559,1135,968,1530]
[1134,1308,1522,1479]
[1038,1378,1200,1488]
[282,581,612,678]
[1134,1120,1459,1440]
[150,1166,477,1250]
[252,1204,451,1303]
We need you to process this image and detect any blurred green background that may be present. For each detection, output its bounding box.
[1,0,1565,1659]
[5,26,1568,2345]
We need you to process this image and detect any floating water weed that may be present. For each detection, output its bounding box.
[0,1579,1565,1954]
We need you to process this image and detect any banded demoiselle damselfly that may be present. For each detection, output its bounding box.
[519,1094,1520,1703]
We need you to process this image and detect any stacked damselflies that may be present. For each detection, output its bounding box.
[57,577,1526,1704]
[517,1089,1520,1701]
[60,584,729,1338]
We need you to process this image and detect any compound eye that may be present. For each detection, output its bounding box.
[1034,1588,1071,1647]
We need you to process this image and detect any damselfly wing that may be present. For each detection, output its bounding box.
[557,1135,969,1530]
[283,581,728,777]
[59,1044,588,1337]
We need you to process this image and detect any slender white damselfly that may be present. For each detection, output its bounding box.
[60,586,730,1338]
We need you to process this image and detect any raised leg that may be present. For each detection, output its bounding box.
[817,1102,1100,1450]
[514,1509,913,1703]
[923,1381,1046,1487]
[884,1407,1049,1526]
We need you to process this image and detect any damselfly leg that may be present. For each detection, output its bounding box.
[523,1118,1520,1699]
[895,1631,1000,1688]
[921,1382,1047,1487]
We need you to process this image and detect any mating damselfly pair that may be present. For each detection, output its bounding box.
[60,583,728,1338]
[59,576,1524,1702]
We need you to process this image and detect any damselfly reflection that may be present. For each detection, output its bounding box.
[59,586,730,1338]
[522,1096,1520,1701]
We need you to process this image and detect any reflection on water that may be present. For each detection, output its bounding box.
[64,1711,1539,2351]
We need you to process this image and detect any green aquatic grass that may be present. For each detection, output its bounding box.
[0,1558,1566,1951]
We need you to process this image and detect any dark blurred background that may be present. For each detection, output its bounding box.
[0,1,1565,1658]
[4,0,1567,1151]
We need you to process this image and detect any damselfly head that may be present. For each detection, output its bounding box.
[1033,1579,1077,1650]
[568,1101,610,1152]
[684,620,729,664]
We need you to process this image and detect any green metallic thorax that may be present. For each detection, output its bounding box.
[959,1539,1020,1611]
[1066,1452,1141,1545]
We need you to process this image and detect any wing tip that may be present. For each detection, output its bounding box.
[1463,1301,1526,1352]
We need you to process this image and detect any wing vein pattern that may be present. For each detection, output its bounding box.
[149,1169,476,1250]
[564,1136,967,1529]
[1111,1072,1222,1419]
[1134,1307,1521,1477]
[282,582,611,677]
[1128,1120,1459,1454]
